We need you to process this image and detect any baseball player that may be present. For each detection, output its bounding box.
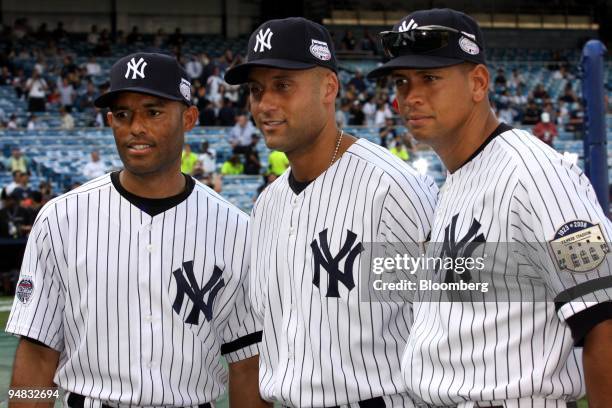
[367,8,612,407]
[224,17,438,407]
[6,52,268,408]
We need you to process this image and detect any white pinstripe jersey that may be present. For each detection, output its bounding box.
[402,126,612,407]
[250,138,438,407]
[6,173,261,407]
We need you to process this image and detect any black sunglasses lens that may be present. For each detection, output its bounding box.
[382,31,451,57]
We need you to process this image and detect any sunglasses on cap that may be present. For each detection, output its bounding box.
[380,25,479,58]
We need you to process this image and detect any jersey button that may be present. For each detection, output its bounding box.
[144,315,153,322]
[146,244,153,252]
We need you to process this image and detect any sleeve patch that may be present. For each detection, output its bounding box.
[549,220,609,273]
[16,276,34,305]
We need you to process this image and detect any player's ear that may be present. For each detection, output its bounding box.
[468,63,489,103]
[106,111,114,127]
[182,105,199,131]
[321,70,339,104]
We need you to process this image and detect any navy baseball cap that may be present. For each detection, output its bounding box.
[94,52,193,108]
[224,17,338,85]
[367,8,486,79]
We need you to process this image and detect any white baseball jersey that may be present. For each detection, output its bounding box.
[403,124,612,407]
[6,172,261,407]
[250,138,438,407]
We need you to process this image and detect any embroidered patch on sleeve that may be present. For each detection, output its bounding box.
[549,220,609,273]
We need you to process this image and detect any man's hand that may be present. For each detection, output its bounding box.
[228,355,271,408]
[583,319,612,408]
[9,338,60,408]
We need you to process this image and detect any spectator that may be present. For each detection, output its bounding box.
[76,81,99,111]
[221,155,244,175]
[57,77,76,110]
[244,152,262,175]
[82,150,107,179]
[168,27,185,47]
[0,189,33,238]
[5,171,24,195]
[362,95,376,127]
[9,171,34,200]
[507,69,525,90]
[33,56,46,75]
[389,136,410,161]
[360,29,377,53]
[531,84,549,101]
[25,70,48,112]
[348,69,367,93]
[12,69,26,100]
[493,68,506,90]
[1,66,13,86]
[220,49,235,71]
[533,112,558,146]
[349,100,365,125]
[95,29,112,56]
[61,55,78,77]
[228,113,257,154]
[180,144,199,175]
[379,117,399,148]
[566,101,585,132]
[52,21,67,41]
[84,56,102,77]
[26,114,38,130]
[267,150,289,176]
[341,30,356,50]
[87,25,100,45]
[496,105,515,125]
[7,114,18,129]
[218,98,236,126]
[60,107,75,130]
[198,141,217,175]
[186,55,203,80]
[35,22,50,41]
[559,83,577,104]
[8,149,28,173]
[207,67,224,105]
[153,28,166,48]
[93,107,106,127]
[374,101,392,127]
[335,101,349,128]
[521,99,541,125]
[199,100,217,126]
[126,26,143,44]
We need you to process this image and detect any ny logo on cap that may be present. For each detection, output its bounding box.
[125,57,147,79]
[254,28,273,52]
[399,18,418,33]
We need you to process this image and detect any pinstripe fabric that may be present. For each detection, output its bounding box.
[403,129,611,406]
[6,174,261,407]
[250,139,438,407]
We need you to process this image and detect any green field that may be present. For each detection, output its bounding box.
[0,298,588,407]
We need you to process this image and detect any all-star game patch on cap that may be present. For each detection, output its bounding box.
[94,52,193,108]
[367,8,486,79]
[224,17,338,85]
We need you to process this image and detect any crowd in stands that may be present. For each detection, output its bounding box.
[0,18,605,238]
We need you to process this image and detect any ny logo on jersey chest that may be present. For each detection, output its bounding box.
[172,261,225,324]
[311,228,363,297]
[441,214,485,284]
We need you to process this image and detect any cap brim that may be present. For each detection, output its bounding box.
[224,59,318,85]
[94,87,191,108]
[366,55,464,79]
